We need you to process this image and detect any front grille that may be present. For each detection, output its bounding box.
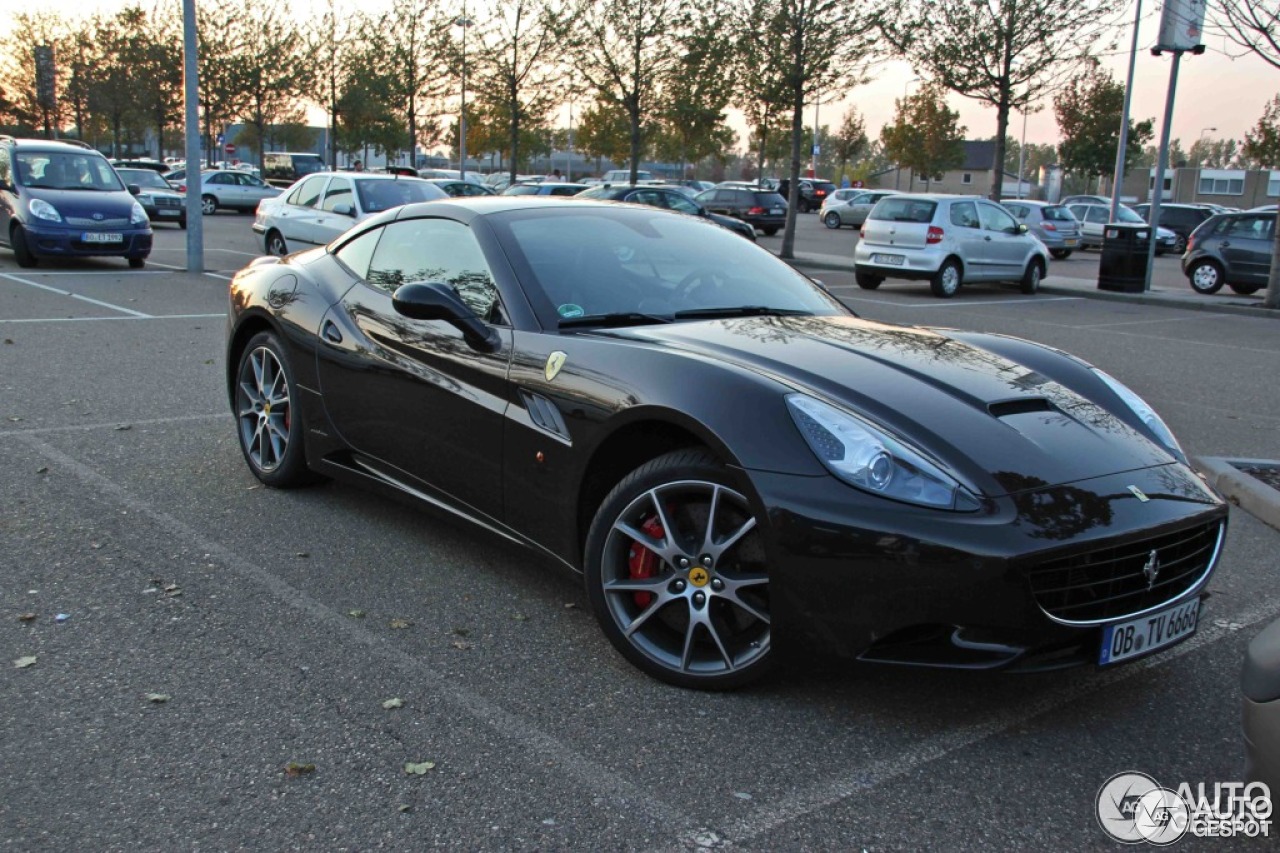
[1026,521,1222,624]
[154,197,182,209]
[65,216,130,228]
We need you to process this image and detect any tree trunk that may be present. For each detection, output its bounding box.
[1266,216,1280,310]
[509,74,520,183]
[780,84,805,260]
[989,97,1010,201]
[628,94,642,185]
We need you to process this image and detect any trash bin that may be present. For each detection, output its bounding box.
[1097,223,1151,292]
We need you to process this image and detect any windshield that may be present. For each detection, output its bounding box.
[1042,205,1074,221]
[489,206,847,328]
[116,169,171,189]
[1116,206,1145,223]
[354,178,447,212]
[16,152,124,191]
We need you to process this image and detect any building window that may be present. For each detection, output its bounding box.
[962,173,972,184]
[1197,177,1244,195]
[1268,173,1279,197]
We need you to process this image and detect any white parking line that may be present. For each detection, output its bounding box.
[0,313,226,324]
[0,272,152,318]
[834,291,1083,308]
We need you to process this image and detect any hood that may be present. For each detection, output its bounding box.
[604,315,1174,496]
[27,187,139,221]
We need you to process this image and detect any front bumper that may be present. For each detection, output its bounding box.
[747,462,1227,670]
[24,222,152,259]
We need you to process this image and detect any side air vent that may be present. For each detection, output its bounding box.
[520,391,571,442]
[988,398,1054,418]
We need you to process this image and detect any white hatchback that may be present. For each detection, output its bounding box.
[853,194,1050,298]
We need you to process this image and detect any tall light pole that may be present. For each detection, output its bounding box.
[455,7,473,181]
[1017,106,1029,199]
[1109,0,1143,222]
[895,77,920,190]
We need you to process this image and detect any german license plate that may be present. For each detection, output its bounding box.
[1063,238,1078,247]
[873,253,905,266]
[82,232,123,243]
[1099,598,1200,666]
[157,209,179,216]
[770,208,783,215]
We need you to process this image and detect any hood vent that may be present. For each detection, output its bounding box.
[988,398,1054,419]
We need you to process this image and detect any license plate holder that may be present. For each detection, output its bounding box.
[873,253,905,266]
[82,232,124,244]
[1099,598,1200,666]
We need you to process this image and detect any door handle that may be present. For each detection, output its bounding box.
[984,236,992,241]
[1219,241,1231,248]
[322,320,343,344]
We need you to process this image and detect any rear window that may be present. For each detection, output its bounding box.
[870,198,937,223]
[1042,206,1074,222]
[752,192,787,207]
[811,182,837,194]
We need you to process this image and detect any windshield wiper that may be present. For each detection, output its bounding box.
[559,312,672,329]
[672,306,813,320]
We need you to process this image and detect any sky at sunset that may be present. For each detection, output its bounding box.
[5,0,1278,157]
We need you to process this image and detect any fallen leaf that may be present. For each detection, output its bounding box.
[145,693,171,703]
[403,761,435,775]
[203,359,215,365]
[382,697,404,710]
[7,416,22,422]
[397,804,413,813]
[3,339,12,344]
[451,640,472,650]
[17,613,36,622]
[347,609,366,619]
[390,618,412,629]
[285,762,316,777]
[245,484,263,491]
[513,613,529,622]
[452,627,470,637]
[295,552,309,558]
[563,602,578,609]
[14,656,37,669]
[36,466,48,475]
[114,424,132,431]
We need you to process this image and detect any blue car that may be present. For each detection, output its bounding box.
[0,136,153,268]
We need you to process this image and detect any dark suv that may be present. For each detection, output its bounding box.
[1132,203,1215,254]
[1181,210,1275,295]
[0,136,153,268]
[693,186,787,235]
[576,184,757,240]
[776,178,837,213]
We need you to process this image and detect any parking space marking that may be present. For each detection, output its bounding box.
[687,598,1277,849]
[0,413,226,437]
[139,258,236,281]
[832,291,1083,308]
[0,313,226,324]
[0,272,151,318]
[16,432,697,837]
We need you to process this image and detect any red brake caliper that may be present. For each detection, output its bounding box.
[628,515,666,608]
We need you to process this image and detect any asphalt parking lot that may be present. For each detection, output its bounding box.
[3,213,1279,850]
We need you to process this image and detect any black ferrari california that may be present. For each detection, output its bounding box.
[226,197,1227,689]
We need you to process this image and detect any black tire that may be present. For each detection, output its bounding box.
[855,271,883,290]
[1172,234,1187,254]
[11,225,38,268]
[1187,259,1224,295]
[823,212,842,229]
[127,257,145,269]
[201,195,218,216]
[584,449,773,690]
[1049,249,1072,260]
[930,259,962,298]
[1020,258,1044,295]
[761,227,778,236]
[178,217,187,230]
[1228,282,1262,295]
[266,230,288,256]
[233,331,315,488]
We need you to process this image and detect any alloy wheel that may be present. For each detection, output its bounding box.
[236,345,292,473]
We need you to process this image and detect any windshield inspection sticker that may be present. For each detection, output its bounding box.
[545,351,568,382]
[557,303,585,319]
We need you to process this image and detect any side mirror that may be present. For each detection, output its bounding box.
[1015,223,1028,234]
[128,184,141,196]
[392,281,500,352]
[332,202,355,217]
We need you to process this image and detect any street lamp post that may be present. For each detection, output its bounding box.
[895,77,920,190]
[455,7,473,181]
[1017,106,1029,199]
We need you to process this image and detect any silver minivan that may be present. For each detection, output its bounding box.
[853,194,1051,298]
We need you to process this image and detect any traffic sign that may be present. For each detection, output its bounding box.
[224,143,235,154]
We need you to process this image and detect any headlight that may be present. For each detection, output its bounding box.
[137,194,154,205]
[786,394,980,511]
[130,202,149,225]
[29,198,62,222]
[1090,368,1185,462]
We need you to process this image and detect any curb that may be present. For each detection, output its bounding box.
[1194,457,1280,533]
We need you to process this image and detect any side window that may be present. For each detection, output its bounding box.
[321,177,353,212]
[664,192,700,215]
[980,203,1017,232]
[1004,204,1026,218]
[1227,216,1273,240]
[627,189,664,207]
[332,226,382,278]
[949,201,979,228]
[1086,207,1109,224]
[364,218,504,322]
[209,173,232,185]
[288,175,327,208]
[0,147,10,185]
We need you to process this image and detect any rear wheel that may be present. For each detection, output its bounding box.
[1228,282,1262,295]
[855,271,883,290]
[1187,259,1224,294]
[201,195,218,215]
[127,257,145,269]
[761,227,778,236]
[11,225,38,268]
[234,332,315,488]
[930,259,962,298]
[1049,249,1072,260]
[266,230,288,256]
[1172,234,1188,254]
[1020,258,1044,295]
[178,217,187,230]
[585,449,773,690]
[823,212,841,229]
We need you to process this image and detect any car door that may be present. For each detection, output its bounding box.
[946,200,989,278]
[312,176,357,243]
[206,172,238,207]
[314,216,512,520]
[1218,214,1275,285]
[274,175,328,247]
[978,201,1029,280]
[237,173,276,210]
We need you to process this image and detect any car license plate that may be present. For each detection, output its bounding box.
[873,253,905,266]
[82,232,124,244]
[770,208,783,215]
[1099,598,1200,666]
[1063,238,1078,246]
[157,209,179,216]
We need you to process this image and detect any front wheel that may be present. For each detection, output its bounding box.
[1049,249,1072,260]
[823,212,841,229]
[930,259,962,298]
[1172,234,1188,254]
[761,227,778,236]
[1020,258,1043,295]
[266,230,288,256]
[233,332,315,488]
[127,257,145,269]
[201,195,218,216]
[11,225,38,267]
[584,449,772,690]
[1187,259,1224,294]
